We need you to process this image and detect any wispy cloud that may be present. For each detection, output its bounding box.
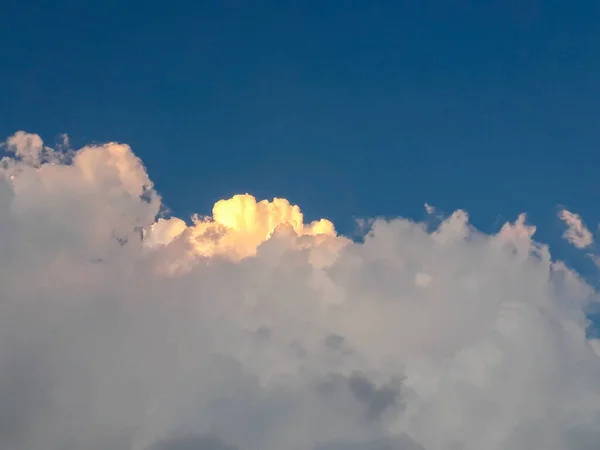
[558,208,594,249]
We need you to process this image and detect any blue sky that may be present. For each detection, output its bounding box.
[2,0,600,254]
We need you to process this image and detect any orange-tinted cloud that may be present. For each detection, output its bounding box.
[145,194,339,265]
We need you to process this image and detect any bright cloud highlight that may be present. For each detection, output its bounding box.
[1,132,600,450]
[145,194,336,263]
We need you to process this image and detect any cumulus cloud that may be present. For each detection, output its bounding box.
[559,208,594,249]
[1,131,600,450]
[147,433,239,450]
[145,193,337,261]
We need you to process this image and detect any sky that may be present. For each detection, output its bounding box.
[2,1,600,449]
[2,1,600,235]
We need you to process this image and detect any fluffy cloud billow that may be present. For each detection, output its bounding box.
[1,131,600,450]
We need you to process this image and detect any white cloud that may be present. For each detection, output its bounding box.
[414,272,433,287]
[559,208,594,249]
[5,130,46,165]
[59,133,70,148]
[1,131,600,450]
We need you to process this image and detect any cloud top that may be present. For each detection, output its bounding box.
[145,194,336,263]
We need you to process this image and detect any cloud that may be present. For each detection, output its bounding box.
[145,193,337,261]
[1,131,600,450]
[316,434,426,450]
[4,130,46,166]
[559,208,594,249]
[588,253,600,269]
[148,433,238,450]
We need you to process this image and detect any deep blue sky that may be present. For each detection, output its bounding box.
[2,0,600,253]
